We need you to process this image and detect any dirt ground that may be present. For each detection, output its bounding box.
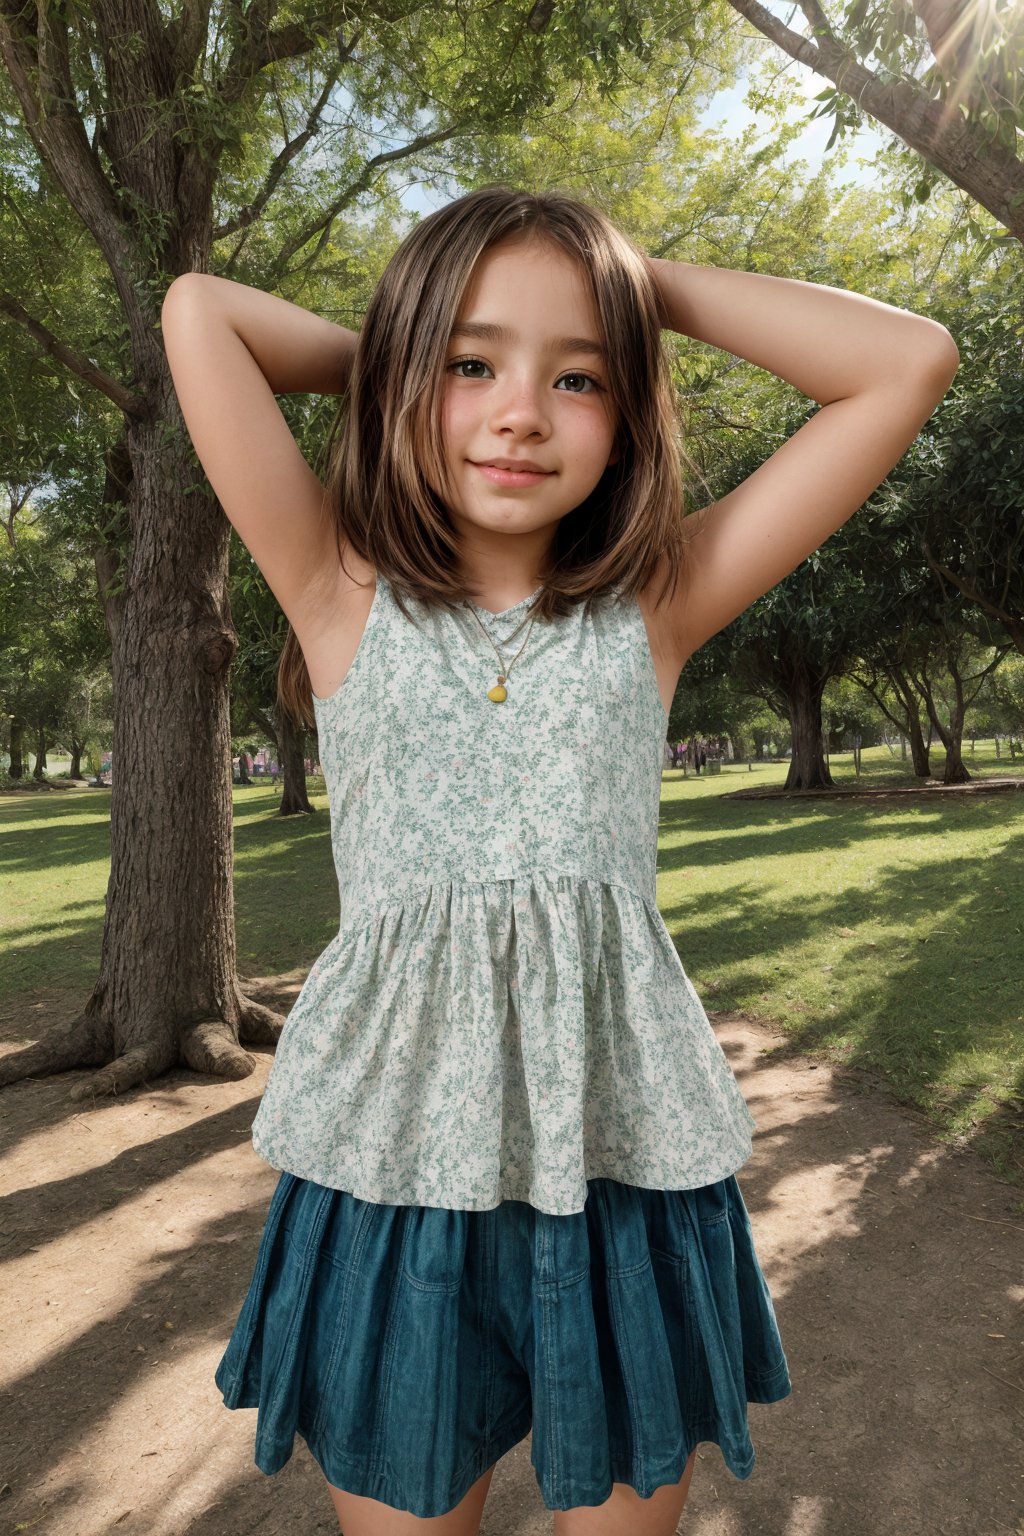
[2,980,1023,1536]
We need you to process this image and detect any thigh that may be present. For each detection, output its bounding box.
[325,1461,499,1536]
[552,1447,698,1536]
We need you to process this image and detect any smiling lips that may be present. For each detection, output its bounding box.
[472,460,555,486]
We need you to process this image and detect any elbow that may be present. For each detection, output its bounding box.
[161,271,210,317]
[916,323,960,384]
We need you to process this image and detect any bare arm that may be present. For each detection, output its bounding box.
[160,273,361,634]
[171,273,360,396]
[647,258,959,659]
[648,258,955,403]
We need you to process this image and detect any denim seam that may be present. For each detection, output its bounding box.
[264,1183,334,1421]
[309,1198,376,1444]
[370,1209,415,1476]
[539,1220,561,1507]
[481,1210,498,1453]
[607,1257,651,1496]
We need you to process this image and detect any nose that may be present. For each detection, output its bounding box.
[486,371,551,439]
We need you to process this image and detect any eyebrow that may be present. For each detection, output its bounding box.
[448,320,606,361]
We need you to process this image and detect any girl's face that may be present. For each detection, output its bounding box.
[439,238,620,560]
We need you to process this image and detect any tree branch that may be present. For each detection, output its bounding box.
[214,35,360,255]
[215,4,345,106]
[0,3,148,304]
[921,540,1024,652]
[0,290,147,419]
[724,0,1024,239]
[271,121,469,277]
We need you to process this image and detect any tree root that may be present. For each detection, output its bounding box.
[180,1019,256,1079]
[237,996,284,1046]
[0,996,287,1096]
[0,1011,111,1091]
[68,1039,179,1102]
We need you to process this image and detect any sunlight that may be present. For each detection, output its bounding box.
[36,1357,237,1536]
[754,1140,900,1300]
[2,1148,244,1382]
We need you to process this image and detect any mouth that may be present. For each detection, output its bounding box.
[471,462,556,487]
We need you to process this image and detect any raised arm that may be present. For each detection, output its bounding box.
[647,257,960,661]
[160,273,360,636]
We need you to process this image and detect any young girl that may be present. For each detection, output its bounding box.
[162,186,957,1535]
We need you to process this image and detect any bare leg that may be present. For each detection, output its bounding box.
[325,1461,498,1536]
[552,1446,698,1536]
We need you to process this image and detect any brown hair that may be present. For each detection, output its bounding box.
[278,184,710,729]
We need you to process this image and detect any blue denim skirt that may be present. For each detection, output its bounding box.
[215,1171,792,1518]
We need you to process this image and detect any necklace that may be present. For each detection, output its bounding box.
[463,601,537,702]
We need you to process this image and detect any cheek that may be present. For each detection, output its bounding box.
[569,402,617,462]
[441,390,473,448]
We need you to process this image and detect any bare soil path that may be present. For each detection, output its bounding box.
[1,985,1022,1536]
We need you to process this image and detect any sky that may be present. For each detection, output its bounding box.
[695,59,894,190]
[394,34,895,220]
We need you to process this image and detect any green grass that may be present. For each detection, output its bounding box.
[657,745,1024,1185]
[3,743,1022,1186]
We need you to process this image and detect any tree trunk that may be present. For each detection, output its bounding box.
[279,710,314,816]
[0,410,284,1098]
[784,672,835,789]
[922,679,972,784]
[33,724,46,779]
[8,717,24,779]
[879,664,932,777]
[69,735,83,778]
[906,712,931,777]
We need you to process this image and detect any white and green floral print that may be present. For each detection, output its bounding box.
[250,573,756,1215]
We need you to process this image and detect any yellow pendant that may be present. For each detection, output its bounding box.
[488,683,508,702]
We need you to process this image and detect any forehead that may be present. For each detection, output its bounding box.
[455,238,601,337]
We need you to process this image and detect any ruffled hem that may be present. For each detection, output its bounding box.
[215,1171,792,1516]
[251,871,757,1216]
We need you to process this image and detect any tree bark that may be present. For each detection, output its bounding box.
[279,710,314,816]
[0,404,284,1097]
[8,717,24,779]
[785,672,835,789]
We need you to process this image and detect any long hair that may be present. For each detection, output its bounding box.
[279,184,710,729]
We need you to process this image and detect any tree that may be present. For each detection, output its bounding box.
[912,294,1024,656]
[720,0,1024,246]
[229,529,315,816]
[840,273,1022,780]
[694,388,885,789]
[0,0,715,1096]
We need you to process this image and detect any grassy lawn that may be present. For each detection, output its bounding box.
[658,745,1024,1185]
[3,742,1022,1185]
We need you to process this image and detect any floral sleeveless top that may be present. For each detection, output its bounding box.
[250,571,756,1214]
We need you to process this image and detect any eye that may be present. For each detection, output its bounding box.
[447,357,492,379]
[555,371,600,394]
[446,356,602,393]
